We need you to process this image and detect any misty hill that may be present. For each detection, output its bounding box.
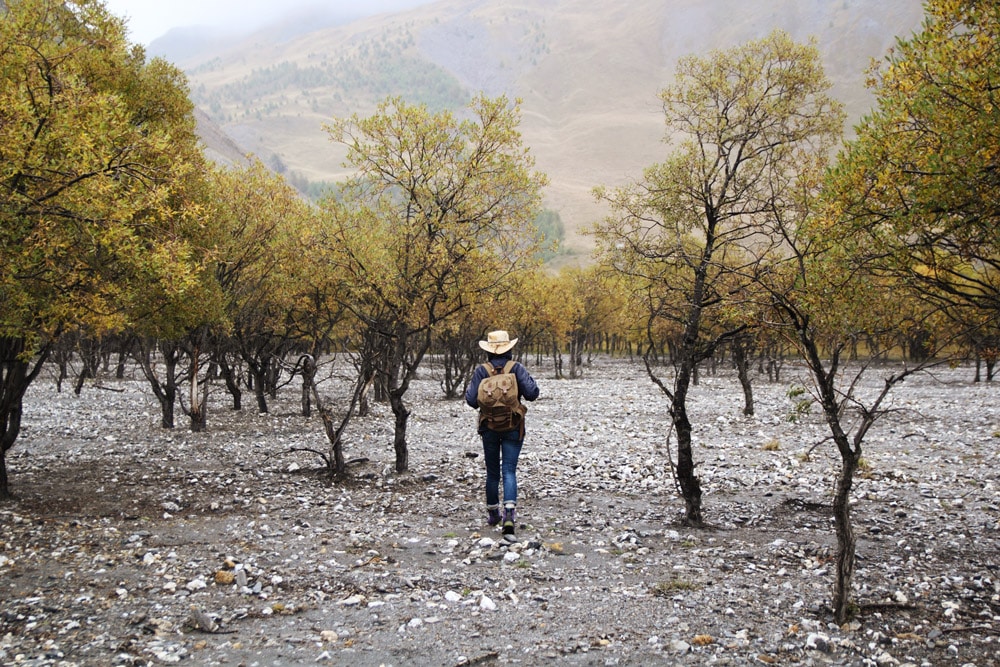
[178,0,926,256]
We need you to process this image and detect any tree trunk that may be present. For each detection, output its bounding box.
[552,340,563,379]
[832,448,859,623]
[316,403,346,476]
[0,376,24,500]
[388,332,411,473]
[115,343,129,379]
[188,344,206,432]
[384,324,430,475]
[802,334,861,624]
[251,368,269,413]
[732,338,754,416]
[300,355,316,417]
[0,338,50,499]
[0,448,8,501]
[307,354,372,479]
[390,392,410,473]
[73,366,90,395]
[669,249,711,526]
[218,357,242,410]
[671,376,703,526]
[55,348,69,393]
[136,340,179,429]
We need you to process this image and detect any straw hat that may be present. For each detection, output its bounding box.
[479,330,518,354]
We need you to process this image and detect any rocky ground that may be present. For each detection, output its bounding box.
[1,356,998,667]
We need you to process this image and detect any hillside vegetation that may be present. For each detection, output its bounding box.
[175,0,926,255]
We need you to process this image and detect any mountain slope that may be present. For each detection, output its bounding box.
[182,0,926,255]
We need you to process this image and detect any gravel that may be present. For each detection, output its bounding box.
[1,356,998,666]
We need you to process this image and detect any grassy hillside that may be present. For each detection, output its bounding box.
[179,0,926,258]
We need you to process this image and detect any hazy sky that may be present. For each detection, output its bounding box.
[102,0,435,46]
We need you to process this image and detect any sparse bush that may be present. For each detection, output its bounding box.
[651,579,701,596]
[785,386,813,421]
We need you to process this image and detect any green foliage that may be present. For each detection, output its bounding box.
[786,386,807,399]
[590,31,844,524]
[285,170,340,201]
[193,38,468,117]
[0,0,212,351]
[320,94,546,471]
[825,0,1000,333]
[531,209,567,263]
[592,30,845,363]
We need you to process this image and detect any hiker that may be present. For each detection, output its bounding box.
[465,330,539,539]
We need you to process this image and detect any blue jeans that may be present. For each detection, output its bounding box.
[482,428,522,507]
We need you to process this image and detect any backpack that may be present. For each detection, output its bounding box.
[476,361,526,432]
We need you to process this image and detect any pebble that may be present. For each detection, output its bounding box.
[185,577,207,591]
[5,360,997,666]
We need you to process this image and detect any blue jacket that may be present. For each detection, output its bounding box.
[465,353,539,409]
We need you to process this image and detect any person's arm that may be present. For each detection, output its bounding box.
[465,364,486,408]
[514,363,539,401]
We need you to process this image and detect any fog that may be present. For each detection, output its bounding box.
[102,0,436,46]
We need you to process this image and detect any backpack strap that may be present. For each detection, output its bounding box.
[484,361,515,376]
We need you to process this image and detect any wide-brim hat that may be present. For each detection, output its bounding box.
[479,330,518,354]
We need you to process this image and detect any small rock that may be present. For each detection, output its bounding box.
[185,578,207,592]
[806,632,831,652]
[479,595,497,611]
[339,594,365,606]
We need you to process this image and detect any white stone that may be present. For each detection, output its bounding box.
[185,578,207,591]
[339,594,365,606]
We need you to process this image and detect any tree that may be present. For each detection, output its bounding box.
[806,0,1000,620]
[209,160,315,417]
[825,0,1000,359]
[320,95,546,473]
[0,0,208,496]
[530,270,580,379]
[591,30,844,525]
[757,190,950,624]
[434,300,494,400]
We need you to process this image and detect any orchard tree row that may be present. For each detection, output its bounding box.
[2,0,997,623]
[0,0,635,495]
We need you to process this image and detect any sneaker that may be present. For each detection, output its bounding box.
[487,508,502,526]
[502,507,516,536]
